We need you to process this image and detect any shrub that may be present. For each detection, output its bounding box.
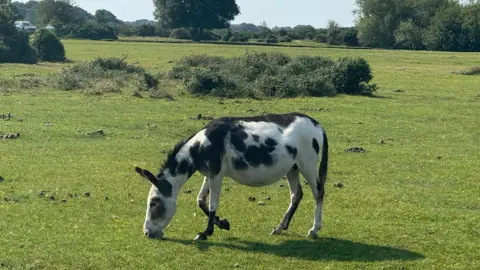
[221,30,232,41]
[201,30,219,41]
[49,57,158,92]
[69,22,118,40]
[0,29,38,64]
[183,67,236,96]
[136,24,155,37]
[341,28,360,47]
[332,57,376,95]
[279,36,293,42]
[168,54,227,80]
[458,66,480,75]
[169,28,191,39]
[266,34,278,43]
[169,52,376,98]
[229,32,249,42]
[30,29,65,62]
[315,34,327,43]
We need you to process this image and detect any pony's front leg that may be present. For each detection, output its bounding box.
[194,175,223,241]
[197,177,230,230]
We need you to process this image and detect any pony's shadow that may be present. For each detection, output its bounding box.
[163,237,424,262]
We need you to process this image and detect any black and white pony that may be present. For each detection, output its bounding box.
[134,112,328,241]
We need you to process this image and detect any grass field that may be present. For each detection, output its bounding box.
[1,39,480,269]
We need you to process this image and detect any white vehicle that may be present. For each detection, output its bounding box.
[14,21,37,32]
[45,24,55,31]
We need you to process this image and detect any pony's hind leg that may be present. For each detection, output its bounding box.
[300,166,324,240]
[271,165,303,235]
[197,177,230,231]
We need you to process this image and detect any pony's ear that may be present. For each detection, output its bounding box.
[135,166,159,186]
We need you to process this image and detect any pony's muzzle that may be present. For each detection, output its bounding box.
[145,230,164,239]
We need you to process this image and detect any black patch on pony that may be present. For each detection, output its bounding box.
[312,138,320,154]
[212,112,317,128]
[150,197,166,219]
[230,125,248,152]
[286,145,297,158]
[177,159,191,175]
[244,143,276,167]
[135,167,173,198]
[232,158,249,170]
[265,137,277,147]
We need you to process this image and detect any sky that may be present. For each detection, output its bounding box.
[18,0,357,28]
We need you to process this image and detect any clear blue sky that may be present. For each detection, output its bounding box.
[18,0,357,28]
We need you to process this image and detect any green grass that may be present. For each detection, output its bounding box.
[1,39,480,269]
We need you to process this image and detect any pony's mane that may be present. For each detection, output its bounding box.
[160,133,196,171]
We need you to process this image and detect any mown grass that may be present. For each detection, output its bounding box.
[1,39,480,269]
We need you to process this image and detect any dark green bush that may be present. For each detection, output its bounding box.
[315,33,327,43]
[279,36,293,42]
[136,24,156,37]
[30,29,65,62]
[0,29,38,64]
[341,27,360,46]
[69,22,118,40]
[169,52,376,98]
[332,57,376,95]
[169,28,191,39]
[229,33,249,42]
[266,34,278,43]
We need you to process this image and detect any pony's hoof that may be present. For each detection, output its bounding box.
[220,219,230,230]
[194,233,208,241]
[270,227,282,235]
[307,230,319,240]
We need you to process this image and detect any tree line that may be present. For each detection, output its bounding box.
[4,0,480,53]
[8,0,359,46]
[355,0,480,52]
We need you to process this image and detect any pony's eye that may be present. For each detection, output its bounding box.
[149,202,157,208]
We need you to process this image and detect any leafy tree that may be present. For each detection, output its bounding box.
[36,0,76,26]
[276,27,288,37]
[153,0,240,40]
[461,1,480,51]
[292,25,316,39]
[355,0,414,47]
[95,9,120,25]
[394,19,424,49]
[31,28,65,62]
[326,20,342,45]
[423,2,464,51]
[1,0,13,25]
[1,0,37,64]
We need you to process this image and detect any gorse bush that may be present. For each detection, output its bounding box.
[49,57,158,92]
[169,52,376,98]
[30,29,66,62]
